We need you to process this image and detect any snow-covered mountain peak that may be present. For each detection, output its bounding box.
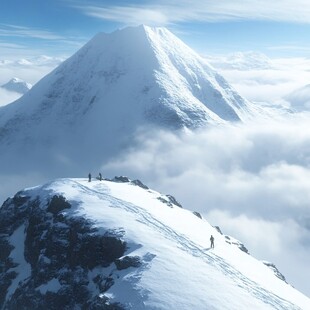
[1,177,309,309]
[1,77,32,94]
[0,25,261,175]
[2,25,256,127]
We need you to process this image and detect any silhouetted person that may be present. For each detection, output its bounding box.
[210,235,214,248]
[99,172,102,181]
[88,173,91,182]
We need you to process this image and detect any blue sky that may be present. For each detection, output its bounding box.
[1,0,310,59]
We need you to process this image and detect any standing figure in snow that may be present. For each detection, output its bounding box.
[210,235,214,248]
[99,172,102,181]
[88,173,91,182]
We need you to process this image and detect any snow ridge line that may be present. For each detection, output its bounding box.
[67,181,301,310]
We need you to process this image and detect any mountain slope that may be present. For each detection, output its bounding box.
[1,177,309,309]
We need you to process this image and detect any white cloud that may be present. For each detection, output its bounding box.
[0,24,65,40]
[207,55,310,105]
[75,0,310,25]
[285,84,310,111]
[0,56,64,86]
[80,6,169,26]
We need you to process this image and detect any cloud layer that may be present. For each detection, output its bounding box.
[102,116,310,296]
[207,53,310,106]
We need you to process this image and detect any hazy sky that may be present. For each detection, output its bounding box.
[1,0,310,59]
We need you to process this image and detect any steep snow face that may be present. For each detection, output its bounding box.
[1,77,32,94]
[1,177,309,309]
[142,27,257,122]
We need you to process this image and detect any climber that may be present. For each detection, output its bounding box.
[99,172,102,181]
[210,235,214,248]
[88,173,91,182]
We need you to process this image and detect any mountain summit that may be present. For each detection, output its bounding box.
[0,25,257,175]
[1,177,309,309]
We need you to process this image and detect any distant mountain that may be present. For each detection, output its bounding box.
[1,177,309,309]
[0,25,260,176]
[285,84,310,111]
[1,77,32,94]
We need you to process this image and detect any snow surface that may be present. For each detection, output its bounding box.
[18,177,310,310]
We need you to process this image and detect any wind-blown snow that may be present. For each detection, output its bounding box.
[15,177,309,310]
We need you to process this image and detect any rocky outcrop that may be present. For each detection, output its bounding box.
[262,261,287,283]
[224,235,249,254]
[0,191,140,309]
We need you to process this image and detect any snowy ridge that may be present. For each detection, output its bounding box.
[1,177,309,309]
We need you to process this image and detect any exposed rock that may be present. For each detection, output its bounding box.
[115,256,142,270]
[131,179,149,190]
[262,261,287,283]
[0,191,138,309]
[225,235,249,254]
[47,195,71,214]
[111,176,130,183]
[166,195,182,208]
[214,226,223,235]
[193,211,202,219]
[157,195,183,208]
[109,176,149,190]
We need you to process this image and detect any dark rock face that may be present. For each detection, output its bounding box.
[157,195,183,208]
[46,195,71,214]
[0,191,139,310]
[193,211,202,219]
[130,179,149,190]
[262,261,287,283]
[115,256,142,270]
[111,176,130,183]
[225,236,249,254]
[110,176,149,190]
[213,226,223,235]
[166,195,182,208]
